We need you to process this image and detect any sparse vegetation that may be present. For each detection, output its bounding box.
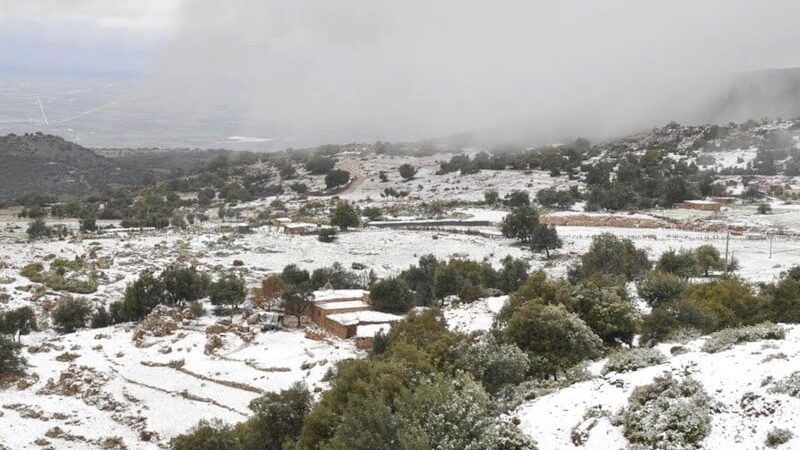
[52,297,92,333]
[623,374,712,449]
[765,428,793,448]
[602,348,666,374]
[701,323,785,353]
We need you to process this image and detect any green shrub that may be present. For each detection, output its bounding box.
[114,270,164,322]
[189,300,206,319]
[504,303,603,379]
[170,419,242,450]
[370,277,414,314]
[398,163,418,180]
[602,348,667,375]
[769,371,800,397]
[0,335,25,376]
[570,281,639,345]
[576,233,651,281]
[636,272,687,308]
[20,262,45,281]
[26,218,52,239]
[209,272,246,312]
[317,228,337,243]
[52,297,92,333]
[1,307,37,341]
[90,307,112,329]
[656,249,698,278]
[765,428,793,448]
[330,201,360,231]
[20,259,98,294]
[500,206,539,243]
[161,265,210,306]
[237,382,311,450]
[362,206,383,221]
[623,374,712,449]
[701,322,785,353]
[451,333,530,395]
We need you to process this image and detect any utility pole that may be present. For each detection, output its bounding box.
[769,233,773,259]
[724,229,730,275]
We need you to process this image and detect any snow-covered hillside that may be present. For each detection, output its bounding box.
[515,326,800,450]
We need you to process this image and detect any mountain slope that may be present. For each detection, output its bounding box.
[0,132,142,200]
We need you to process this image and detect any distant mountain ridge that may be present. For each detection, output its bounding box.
[0,132,141,200]
[434,67,800,148]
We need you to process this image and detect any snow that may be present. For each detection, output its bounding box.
[311,289,369,303]
[445,296,508,333]
[327,311,404,326]
[316,300,371,311]
[514,325,800,450]
[356,323,392,338]
[0,317,359,449]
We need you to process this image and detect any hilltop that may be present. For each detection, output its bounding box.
[0,133,141,200]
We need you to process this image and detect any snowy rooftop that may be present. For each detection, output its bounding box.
[316,300,371,311]
[684,200,721,205]
[282,222,317,229]
[327,311,404,326]
[312,289,369,303]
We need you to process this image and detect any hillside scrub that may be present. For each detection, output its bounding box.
[572,233,651,281]
[20,257,99,294]
[172,309,537,450]
[701,323,785,353]
[601,348,667,375]
[769,371,800,397]
[765,428,793,448]
[623,374,712,449]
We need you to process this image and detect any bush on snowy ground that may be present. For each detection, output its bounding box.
[623,373,712,449]
[370,277,415,314]
[0,335,25,376]
[209,272,247,313]
[329,201,360,230]
[572,233,651,282]
[52,297,92,333]
[169,419,240,450]
[655,249,699,279]
[601,348,667,375]
[636,272,687,308]
[765,428,793,448]
[503,302,603,380]
[701,323,785,353]
[495,366,593,413]
[451,333,530,395]
[769,371,800,397]
[569,281,639,346]
[480,421,539,450]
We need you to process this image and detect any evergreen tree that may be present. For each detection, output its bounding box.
[210,273,247,313]
[370,277,415,314]
[52,297,92,333]
[577,233,651,281]
[504,302,603,379]
[170,420,242,450]
[530,223,562,258]
[330,202,360,231]
[0,335,25,376]
[398,163,418,180]
[1,306,37,342]
[500,206,539,243]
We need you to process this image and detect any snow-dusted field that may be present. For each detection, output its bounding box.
[3,144,800,448]
[0,315,357,449]
[337,153,581,203]
[515,326,800,450]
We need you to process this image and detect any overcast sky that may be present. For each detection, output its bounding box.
[3,0,800,145]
